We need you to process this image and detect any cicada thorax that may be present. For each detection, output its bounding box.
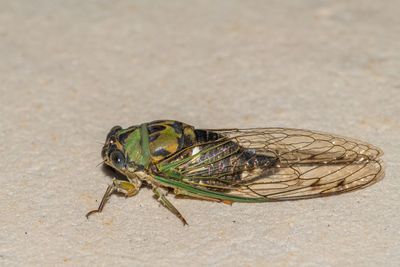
[146,120,197,162]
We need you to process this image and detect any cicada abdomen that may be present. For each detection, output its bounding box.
[156,125,279,187]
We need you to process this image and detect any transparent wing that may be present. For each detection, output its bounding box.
[157,128,384,201]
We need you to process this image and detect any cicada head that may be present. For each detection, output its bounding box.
[101,125,126,173]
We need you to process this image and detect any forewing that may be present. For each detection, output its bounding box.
[157,128,384,201]
[210,128,383,164]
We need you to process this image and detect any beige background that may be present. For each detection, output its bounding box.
[1,1,399,266]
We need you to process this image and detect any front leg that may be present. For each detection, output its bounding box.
[86,178,141,218]
[153,187,188,226]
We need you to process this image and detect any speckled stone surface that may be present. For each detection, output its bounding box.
[1,1,399,266]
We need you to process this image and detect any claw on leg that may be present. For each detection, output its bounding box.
[86,184,115,218]
[86,178,140,218]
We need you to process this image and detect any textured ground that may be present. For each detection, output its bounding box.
[1,1,399,266]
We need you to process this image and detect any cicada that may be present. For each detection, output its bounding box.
[86,120,384,225]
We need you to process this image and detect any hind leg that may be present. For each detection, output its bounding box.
[173,188,233,205]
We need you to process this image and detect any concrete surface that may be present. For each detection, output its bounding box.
[1,1,399,266]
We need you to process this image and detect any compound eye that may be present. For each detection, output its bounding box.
[110,150,125,168]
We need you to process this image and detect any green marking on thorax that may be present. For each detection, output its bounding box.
[140,123,151,168]
[124,124,151,168]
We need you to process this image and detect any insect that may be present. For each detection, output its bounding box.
[86,120,384,225]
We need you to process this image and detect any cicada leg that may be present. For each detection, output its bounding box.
[153,187,188,226]
[174,188,233,205]
[86,178,140,218]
